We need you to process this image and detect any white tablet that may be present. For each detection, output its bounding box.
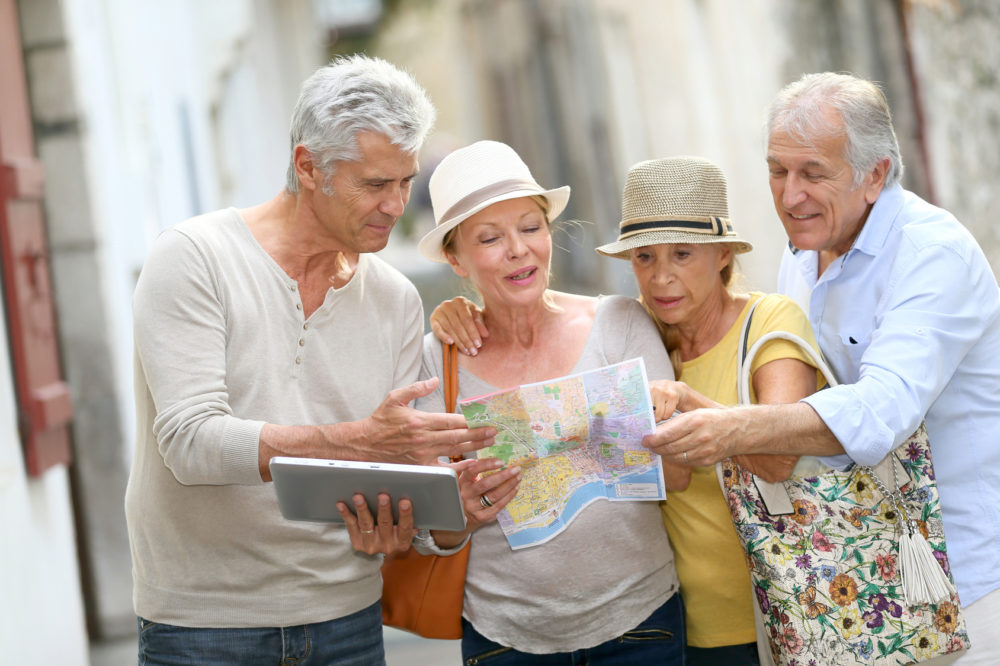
[269,457,467,531]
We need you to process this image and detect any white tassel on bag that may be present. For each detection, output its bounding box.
[898,525,956,606]
[863,457,956,607]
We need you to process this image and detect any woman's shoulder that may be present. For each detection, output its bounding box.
[550,290,598,308]
[592,294,659,338]
[591,294,670,378]
[595,293,645,317]
[747,291,818,348]
[749,291,808,320]
[548,290,599,326]
[421,330,445,361]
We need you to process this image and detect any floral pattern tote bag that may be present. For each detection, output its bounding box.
[718,318,970,665]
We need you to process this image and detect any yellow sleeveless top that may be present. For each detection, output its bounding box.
[661,292,822,647]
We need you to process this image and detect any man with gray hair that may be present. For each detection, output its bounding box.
[127,55,494,664]
[645,72,1000,663]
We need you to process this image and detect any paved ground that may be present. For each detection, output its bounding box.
[90,627,461,665]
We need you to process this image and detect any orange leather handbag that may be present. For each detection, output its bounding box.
[380,342,469,639]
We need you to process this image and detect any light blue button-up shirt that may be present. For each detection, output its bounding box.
[777,183,1000,606]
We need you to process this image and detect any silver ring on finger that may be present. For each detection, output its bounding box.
[480,494,494,509]
[683,451,688,464]
[361,529,375,535]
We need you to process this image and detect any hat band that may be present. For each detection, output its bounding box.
[439,178,542,226]
[617,216,733,240]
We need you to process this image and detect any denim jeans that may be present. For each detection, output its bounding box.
[137,600,385,666]
[460,593,685,665]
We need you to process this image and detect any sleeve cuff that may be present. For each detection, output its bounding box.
[412,528,470,556]
[222,418,267,484]
[801,388,895,467]
[816,453,854,470]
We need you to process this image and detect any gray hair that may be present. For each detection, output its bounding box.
[764,72,903,188]
[285,54,436,194]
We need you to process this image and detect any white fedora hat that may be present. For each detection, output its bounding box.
[418,140,570,263]
[596,156,752,259]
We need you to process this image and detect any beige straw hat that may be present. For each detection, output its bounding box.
[596,156,752,259]
[418,140,570,263]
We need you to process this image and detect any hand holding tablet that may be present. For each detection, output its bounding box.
[269,457,468,531]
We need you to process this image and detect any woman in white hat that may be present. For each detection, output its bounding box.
[414,140,685,663]
[431,156,824,666]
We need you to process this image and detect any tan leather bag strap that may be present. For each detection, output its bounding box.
[442,341,458,413]
[442,342,463,463]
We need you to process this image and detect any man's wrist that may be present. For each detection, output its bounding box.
[737,402,843,458]
[320,420,369,461]
[257,421,370,479]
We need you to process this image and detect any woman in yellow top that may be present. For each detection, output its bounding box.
[431,156,823,665]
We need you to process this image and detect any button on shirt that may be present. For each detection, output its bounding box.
[777,183,1000,606]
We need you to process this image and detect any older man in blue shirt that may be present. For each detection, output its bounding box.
[645,72,1000,663]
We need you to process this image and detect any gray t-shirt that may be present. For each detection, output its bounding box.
[416,295,679,653]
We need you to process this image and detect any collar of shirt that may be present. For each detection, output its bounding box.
[786,183,906,285]
[852,183,904,257]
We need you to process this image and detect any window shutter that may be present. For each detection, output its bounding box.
[0,0,74,476]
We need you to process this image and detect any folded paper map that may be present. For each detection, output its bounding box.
[459,358,665,549]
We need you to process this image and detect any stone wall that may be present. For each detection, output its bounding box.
[776,0,1000,276]
[908,0,1000,275]
[17,0,133,638]
[377,0,1000,291]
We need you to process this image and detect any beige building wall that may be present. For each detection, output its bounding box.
[375,0,795,298]
[909,0,1000,273]
[375,0,999,303]
[0,321,89,661]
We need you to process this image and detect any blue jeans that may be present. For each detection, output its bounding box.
[460,593,685,665]
[137,601,385,665]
